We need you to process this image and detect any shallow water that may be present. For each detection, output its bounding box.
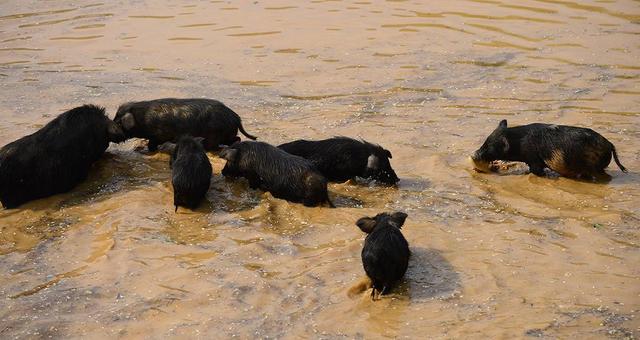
[0,0,639,338]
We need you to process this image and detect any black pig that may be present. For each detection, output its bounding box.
[171,136,212,212]
[278,137,399,185]
[114,98,257,151]
[219,141,334,207]
[471,120,627,179]
[0,105,125,208]
[356,211,410,300]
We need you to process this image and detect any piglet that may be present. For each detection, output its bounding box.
[356,211,410,300]
[219,141,334,207]
[0,105,125,208]
[114,98,257,151]
[171,136,212,211]
[471,120,627,179]
[278,137,399,185]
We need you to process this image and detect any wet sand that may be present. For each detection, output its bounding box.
[0,0,639,338]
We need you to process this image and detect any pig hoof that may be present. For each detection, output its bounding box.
[543,168,560,178]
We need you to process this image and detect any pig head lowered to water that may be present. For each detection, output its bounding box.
[278,137,399,185]
[471,119,627,179]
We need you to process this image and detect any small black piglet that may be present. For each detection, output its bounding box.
[356,211,410,300]
[171,136,212,211]
[279,137,399,185]
[472,119,627,179]
[219,141,334,207]
[0,105,125,208]
[114,98,257,151]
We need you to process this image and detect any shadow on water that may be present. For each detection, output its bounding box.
[400,247,460,301]
[398,177,431,192]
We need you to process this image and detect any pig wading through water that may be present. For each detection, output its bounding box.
[278,137,399,185]
[0,105,126,208]
[356,211,410,300]
[219,141,334,207]
[114,98,257,151]
[471,120,627,179]
[171,136,212,212]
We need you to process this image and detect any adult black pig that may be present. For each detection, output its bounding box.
[356,211,410,300]
[114,98,257,151]
[471,120,627,179]
[278,137,399,185]
[219,141,334,207]
[0,105,126,208]
[171,136,212,212]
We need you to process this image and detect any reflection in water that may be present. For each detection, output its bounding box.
[0,0,639,338]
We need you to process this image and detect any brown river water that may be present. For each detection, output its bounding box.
[1,0,639,338]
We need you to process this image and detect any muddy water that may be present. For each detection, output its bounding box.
[0,0,639,338]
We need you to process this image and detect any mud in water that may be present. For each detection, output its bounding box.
[1,0,639,338]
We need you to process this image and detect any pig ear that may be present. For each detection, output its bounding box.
[501,136,510,153]
[193,137,205,146]
[121,112,136,130]
[107,121,126,143]
[389,212,408,228]
[367,154,379,169]
[498,119,508,129]
[219,148,238,161]
[356,217,377,234]
[384,149,392,159]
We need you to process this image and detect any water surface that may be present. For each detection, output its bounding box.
[0,0,639,338]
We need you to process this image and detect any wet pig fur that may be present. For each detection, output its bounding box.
[278,137,399,185]
[219,141,334,207]
[114,98,257,152]
[171,136,212,212]
[471,120,627,178]
[0,105,126,208]
[356,211,410,300]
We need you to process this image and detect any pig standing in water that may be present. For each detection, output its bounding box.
[471,120,627,179]
[278,137,399,185]
[0,105,126,208]
[356,211,410,300]
[219,141,334,207]
[114,98,257,151]
[171,136,212,212]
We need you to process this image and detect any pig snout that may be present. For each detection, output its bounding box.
[381,170,400,185]
[470,150,492,173]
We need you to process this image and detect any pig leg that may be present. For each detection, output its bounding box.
[246,174,261,189]
[303,198,318,207]
[528,164,546,176]
[543,168,561,178]
[525,157,547,176]
[148,140,159,152]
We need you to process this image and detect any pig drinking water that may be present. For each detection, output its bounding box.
[171,136,212,211]
[471,120,627,179]
[278,137,399,185]
[0,105,125,208]
[114,98,257,151]
[356,211,410,300]
[219,141,334,207]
